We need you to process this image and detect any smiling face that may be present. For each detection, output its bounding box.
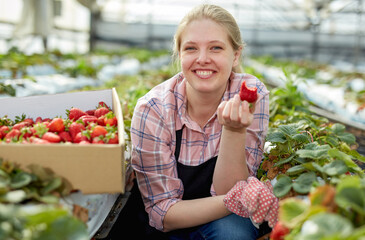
[179,18,242,97]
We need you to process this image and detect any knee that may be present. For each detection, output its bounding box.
[201,214,258,240]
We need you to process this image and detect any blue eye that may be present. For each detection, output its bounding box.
[184,46,196,51]
[212,46,223,50]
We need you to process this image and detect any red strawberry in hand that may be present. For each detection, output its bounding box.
[239,81,257,103]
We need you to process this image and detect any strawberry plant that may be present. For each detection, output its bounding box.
[254,64,365,239]
[0,158,89,239]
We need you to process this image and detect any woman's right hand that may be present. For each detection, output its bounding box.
[217,94,255,132]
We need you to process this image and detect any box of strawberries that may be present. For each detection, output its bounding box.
[0,88,126,194]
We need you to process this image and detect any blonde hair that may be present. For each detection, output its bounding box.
[172,4,245,73]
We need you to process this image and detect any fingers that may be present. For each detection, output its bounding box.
[217,94,256,129]
[217,101,227,125]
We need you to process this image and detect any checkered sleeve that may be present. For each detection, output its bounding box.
[130,93,183,231]
[244,75,270,176]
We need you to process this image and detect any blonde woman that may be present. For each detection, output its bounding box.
[116,4,272,240]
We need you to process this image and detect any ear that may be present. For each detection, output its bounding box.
[233,46,243,67]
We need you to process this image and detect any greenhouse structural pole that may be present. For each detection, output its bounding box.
[354,0,363,67]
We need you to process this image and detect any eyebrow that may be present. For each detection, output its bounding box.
[182,40,226,46]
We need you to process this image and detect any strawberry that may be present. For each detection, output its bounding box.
[31,137,50,144]
[239,81,257,103]
[85,109,96,116]
[98,101,110,109]
[68,108,86,121]
[73,132,89,143]
[5,129,21,142]
[91,125,108,139]
[42,132,61,143]
[32,122,49,138]
[23,118,34,126]
[94,107,110,118]
[0,126,10,139]
[92,137,105,144]
[80,115,98,125]
[59,131,72,142]
[270,221,290,240]
[69,122,86,140]
[106,132,118,144]
[97,116,106,126]
[104,112,117,127]
[35,117,43,123]
[12,122,29,130]
[20,127,33,139]
[42,118,52,123]
[48,118,65,133]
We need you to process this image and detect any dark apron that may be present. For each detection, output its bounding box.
[108,128,217,240]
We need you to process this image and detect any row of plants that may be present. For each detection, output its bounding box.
[251,55,365,113]
[257,71,365,239]
[0,47,169,96]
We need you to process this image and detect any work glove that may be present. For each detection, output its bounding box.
[223,176,279,228]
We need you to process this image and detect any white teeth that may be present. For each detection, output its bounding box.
[196,70,213,76]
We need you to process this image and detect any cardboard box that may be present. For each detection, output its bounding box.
[0,88,125,194]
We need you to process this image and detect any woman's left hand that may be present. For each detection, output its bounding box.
[217,94,255,131]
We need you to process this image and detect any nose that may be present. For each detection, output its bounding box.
[196,50,211,64]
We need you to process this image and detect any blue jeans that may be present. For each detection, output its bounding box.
[168,214,259,240]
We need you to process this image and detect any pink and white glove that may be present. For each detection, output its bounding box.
[223,176,279,228]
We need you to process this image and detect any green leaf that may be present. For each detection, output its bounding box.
[274,154,296,167]
[338,132,356,145]
[286,165,306,175]
[24,207,89,240]
[348,150,365,163]
[348,225,365,240]
[331,123,346,133]
[296,145,330,159]
[10,172,33,189]
[266,131,287,143]
[323,160,348,176]
[37,195,60,204]
[0,190,27,203]
[278,125,297,136]
[299,213,353,240]
[33,216,89,240]
[273,174,292,198]
[336,175,361,193]
[335,187,365,215]
[293,172,316,194]
[279,198,308,228]
[40,177,62,195]
[311,162,324,173]
[323,135,339,147]
[292,133,310,143]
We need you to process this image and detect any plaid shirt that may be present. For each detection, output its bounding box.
[130,72,270,231]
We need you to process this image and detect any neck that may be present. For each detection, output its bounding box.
[186,86,225,128]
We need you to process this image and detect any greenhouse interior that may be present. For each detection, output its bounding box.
[0,0,365,239]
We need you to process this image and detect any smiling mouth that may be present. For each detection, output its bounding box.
[195,70,214,78]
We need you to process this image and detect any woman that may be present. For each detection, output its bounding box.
[127,4,270,240]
